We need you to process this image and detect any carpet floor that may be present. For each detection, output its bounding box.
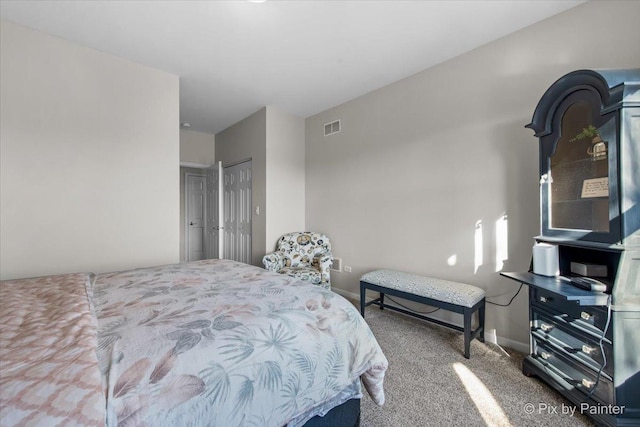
[359,307,594,427]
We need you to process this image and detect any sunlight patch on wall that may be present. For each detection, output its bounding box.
[453,362,513,426]
[447,254,457,266]
[495,213,509,272]
[474,220,483,274]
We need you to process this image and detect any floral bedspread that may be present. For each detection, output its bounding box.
[93,259,387,427]
[0,273,106,426]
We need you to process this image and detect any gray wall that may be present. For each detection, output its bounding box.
[180,129,215,166]
[305,0,640,348]
[215,108,267,266]
[215,106,306,265]
[265,107,306,250]
[0,20,180,280]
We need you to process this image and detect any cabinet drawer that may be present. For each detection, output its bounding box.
[531,308,613,377]
[531,288,611,339]
[532,339,613,404]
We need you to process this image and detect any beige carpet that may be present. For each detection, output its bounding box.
[359,307,594,427]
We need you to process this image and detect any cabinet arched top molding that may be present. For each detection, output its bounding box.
[526,69,640,138]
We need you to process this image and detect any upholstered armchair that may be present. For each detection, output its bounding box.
[263,232,333,289]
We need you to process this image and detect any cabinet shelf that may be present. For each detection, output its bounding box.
[551,198,608,204]
[551,157,607,169]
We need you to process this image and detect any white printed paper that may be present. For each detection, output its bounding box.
[581,177,609,198]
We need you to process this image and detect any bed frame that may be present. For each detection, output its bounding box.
[303,398,361,427]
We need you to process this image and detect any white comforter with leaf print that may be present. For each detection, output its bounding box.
[93,259,387,427]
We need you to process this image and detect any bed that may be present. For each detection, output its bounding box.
[0,259,388,426]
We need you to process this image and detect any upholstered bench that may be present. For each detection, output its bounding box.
[360,269,486,358]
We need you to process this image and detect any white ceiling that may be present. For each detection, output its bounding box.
[0,0,585,135]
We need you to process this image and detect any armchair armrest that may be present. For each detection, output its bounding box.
[313,254,333,285]
[263,252,287,272]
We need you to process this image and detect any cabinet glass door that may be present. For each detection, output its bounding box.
[541,91,619,243]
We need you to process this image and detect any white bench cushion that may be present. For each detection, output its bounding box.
[361,269,485,308]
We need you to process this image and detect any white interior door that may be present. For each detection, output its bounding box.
[205,162,223,259]
[223,166,236,260]
[223,160,252,264]
[186,174,206,261]
[237,161,252,264]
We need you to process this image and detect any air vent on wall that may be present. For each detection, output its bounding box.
[331,257,342,272]
[324,120,341,136]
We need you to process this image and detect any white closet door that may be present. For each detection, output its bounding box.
[236,161,252,265]
[222,160,252,264]
[223,166,236,260]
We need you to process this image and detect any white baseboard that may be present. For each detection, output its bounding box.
[333,287,529,354]
[483,330,529,354]
[332,287,362,302]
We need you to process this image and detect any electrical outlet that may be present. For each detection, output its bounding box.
[344,266,352,273]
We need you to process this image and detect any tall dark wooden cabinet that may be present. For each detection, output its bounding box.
[502,69,639,427]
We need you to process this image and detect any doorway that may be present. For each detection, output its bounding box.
[185,173,206,261]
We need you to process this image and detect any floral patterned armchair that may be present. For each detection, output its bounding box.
[262,232,333,289]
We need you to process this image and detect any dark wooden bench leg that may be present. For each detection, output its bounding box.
[463,307,472,359]
[379,293,385,310]
[360,282,366,317]
[479,299,486,342]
